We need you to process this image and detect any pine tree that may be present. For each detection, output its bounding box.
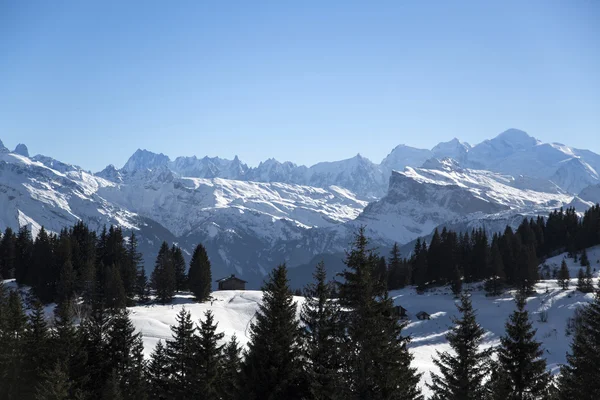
[15,226,33,285]
[171,245,187,292]
[102,369,124,400]
[81,305,111,399]
[338,228,422,400]
[148,341,170,400]
[557,260,570,290]
[165,307,197,398]
[151,242,176,304]
[576,266,594,293]
[428,292,491,400]
[195,310,224,400]
[105,310,140,390]
[56,259,76,306]
[388,242,409,289]
[240,264,306,400]
[300,261,345,400]
[496,294,551,399]
[412,239,428,291]
[219,335,242,400]
[123,333,147,400]
[559,291,600,399]
[105,263,127,309]
[0,227,16,279]
[188,243,212,301]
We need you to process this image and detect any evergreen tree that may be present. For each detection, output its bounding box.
[171,245,187,292]
[35,362,71,400]
[576,266,594,293]
[165,307,197,399]
[559,291,600,399]
[450,265,462,298]
[188,243,212,301]
[517,245,538,294]
[496,294,551,399]
[557,260,570,290]
[151,242,176,304]
[123,333,147,400]
[56,259,76,306]
[15,226,33,285]
[240,264,306,400]
[300,261,345,400]
[105,263,127,309]
[22,300,52,400]
[412,239,428,291]
[105,310,143,395]
[0,227,16,279]
[195,310,224,400]
[484,241,505,296]
[388,242,409,289]
[31,227,57,303]
[0,290,28,399]
[136,266,150,303]
[580,248,589,267]
[124,232,143,304]
[148,341,170,400]
[219,335,242,400]
[428,292,491,400]
[338,228,422,400]
[102,369,124,400]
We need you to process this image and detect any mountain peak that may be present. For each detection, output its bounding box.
[494,129,538,148]
[0,139,8,153]
[13,143,29,157]
[123,149,170,172]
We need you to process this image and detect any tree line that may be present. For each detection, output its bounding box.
[0,222,213,308]
[384,205,600,296]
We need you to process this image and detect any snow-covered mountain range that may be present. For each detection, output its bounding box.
[1,130,599,287]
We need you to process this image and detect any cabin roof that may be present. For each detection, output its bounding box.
[216,274,248,283]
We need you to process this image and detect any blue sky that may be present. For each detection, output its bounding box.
[1,0,599,172]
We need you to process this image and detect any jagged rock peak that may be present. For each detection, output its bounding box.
[494,128,539,148]
[123,148,170,172]
[13,143,29,157]
[0,139,8,153]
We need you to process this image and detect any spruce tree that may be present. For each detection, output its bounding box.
[15,226,33,285]
[0,290,27,399]
[300,261,345,400]
[102,369,124,400]
[580,248,589,267]
[496,294,551,399]
[240,264,306,400]
[195,310,224,400]
[188,243,212,301]
[338,228,422,400]
[576,266,594,293]
[171,245,187,292]
[151,242,176,304]
[56,259,76,306]
[136,266,150,304]
[165,307,197,398]
[428,292,491,400]
[450,265,462,298]
[124,232,143,304]
[0,227,16,279]
[557,260,570,290]
[148,341,170,400]
[219,335,242,400]
[559,291,600,399]
[36,362,72,400]
[22,300,52,400]
[105,310,141,392]
[105,263,127,309]
[388,242,409,289]
[484,241,505,296]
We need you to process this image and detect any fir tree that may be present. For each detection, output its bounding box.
[576,266,594,293]
[151,242,176,304]
[496,294,551,399]
[136,266,150,304]
[188,243,212,301]
[388,242,409,289]
[165,307,197,398]
[195,310,224,400]
[0,290,28,399]
[123,333,147,400]
[219,335,242,400]
[338,228,422,400]
[171,245,187,292]
[300,261,345,400]
[428,292,491,400]
[14,226,33,285]
[102,369,124,400]
[0,227,16,279]
[240,264,306,400]
[559,291,600,399]
[56,259,76,306]
[105,310,141,391]
[557,260,570,290]
[22,300,52,400]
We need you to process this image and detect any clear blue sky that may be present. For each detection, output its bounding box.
[1,0,599,172]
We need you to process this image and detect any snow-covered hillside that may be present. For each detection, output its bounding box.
[120,246,600,397]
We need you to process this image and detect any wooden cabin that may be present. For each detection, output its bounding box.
[416,311,431,320]
[393,305,408,319]
[216,274,247,290]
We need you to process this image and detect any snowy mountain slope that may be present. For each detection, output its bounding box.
[379,144,433,179]
[431,138,470,163]
[550,157,599,194]
[107,247,600,397]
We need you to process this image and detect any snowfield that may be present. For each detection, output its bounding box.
[122,247,600,397]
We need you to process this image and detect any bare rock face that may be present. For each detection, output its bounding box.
[14,143,29,157]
